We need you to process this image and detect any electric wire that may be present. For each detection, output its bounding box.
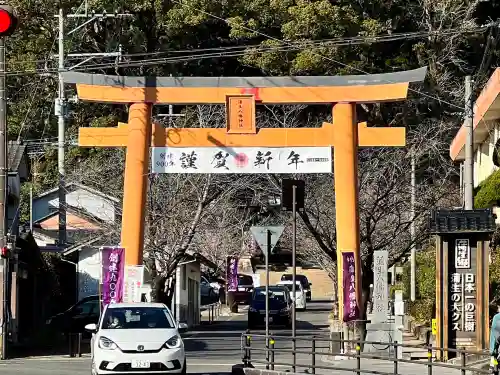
[169,0,486,111]
[5,22,497,70]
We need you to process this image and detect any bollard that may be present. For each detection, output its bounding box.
[244,332,252,367]
[393,341,398,375]
[356,342,361,375]
[211,305,214,324]
[311,336,316,375]
[427,344,433,375]
[460,348,466,375]
[77,333,82,357]
[270,337,275,371]
[68,333,73,357]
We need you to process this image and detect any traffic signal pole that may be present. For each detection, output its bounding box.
[0,34,7,361]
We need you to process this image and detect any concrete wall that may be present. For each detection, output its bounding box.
[77,247,101,300]
[472,121,500,187]
[255,267,333,300]
[175,261,201,328]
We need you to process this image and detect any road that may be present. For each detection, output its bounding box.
[0,300,332,375]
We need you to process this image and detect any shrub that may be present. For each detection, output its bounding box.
[474,169,500,208]
[401,247,436,325]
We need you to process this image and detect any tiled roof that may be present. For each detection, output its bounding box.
[7,140,26,172]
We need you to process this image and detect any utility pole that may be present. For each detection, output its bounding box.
[410,153,416,302]
[54,1,131,248]
[56,6,66,247]
[464,75,474,210]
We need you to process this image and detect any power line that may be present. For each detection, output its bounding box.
[170,0,492,111]
[6,22,497,71]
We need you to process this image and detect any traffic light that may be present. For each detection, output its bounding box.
[0,5,17,37]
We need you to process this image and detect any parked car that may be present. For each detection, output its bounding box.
[200,276,217,301]
[277,280,307,311]
[234,274,254,304]
[281,274,312,301]
[86,302,188,375]
[248,286,292,329]
[45,295,100,336]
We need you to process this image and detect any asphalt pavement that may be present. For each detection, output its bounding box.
[0,300,333,375]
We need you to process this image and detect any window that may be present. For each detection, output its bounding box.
[102,307,175,329]
[73,299,98,316]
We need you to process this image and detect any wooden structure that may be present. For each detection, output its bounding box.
[63,67,427,319]
[431,209,494,358]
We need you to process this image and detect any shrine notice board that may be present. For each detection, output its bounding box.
[435,235,489,359]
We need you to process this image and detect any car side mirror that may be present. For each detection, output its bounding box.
[178,322,188,333]
[85,323,97,333]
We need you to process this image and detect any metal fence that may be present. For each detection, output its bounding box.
[240,332,491,375]
[200,302,223,324]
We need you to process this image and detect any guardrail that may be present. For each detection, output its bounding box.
[200,302,223,325]
[240,332,491,375]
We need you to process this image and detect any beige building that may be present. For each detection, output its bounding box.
[450,68,500,188]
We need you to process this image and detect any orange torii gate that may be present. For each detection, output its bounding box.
[63,68,426,319]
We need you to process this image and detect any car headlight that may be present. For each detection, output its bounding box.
[164,335,182,349]
[98,337,117,350]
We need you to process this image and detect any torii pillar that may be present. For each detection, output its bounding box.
[63,68,427,319]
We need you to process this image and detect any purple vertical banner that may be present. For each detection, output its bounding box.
[102,247,125,306]
[343,252,360,322]
[226,256,239,292]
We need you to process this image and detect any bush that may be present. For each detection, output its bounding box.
[402,248,436,300]
[474,169,500,208]
[408,299,435,324]
[401,247,436,325]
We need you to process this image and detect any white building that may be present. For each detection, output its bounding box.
[450,68,500,188]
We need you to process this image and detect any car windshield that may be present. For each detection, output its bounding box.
[101,307,175,329]
[253,289,286,302]
[280,283,302,292]
[282,275,308,287]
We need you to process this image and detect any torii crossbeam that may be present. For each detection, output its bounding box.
[63,67,426,320]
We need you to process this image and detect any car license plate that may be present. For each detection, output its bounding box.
[131,360,150,368]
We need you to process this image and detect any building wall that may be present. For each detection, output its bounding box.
[78,247,101,300]
[33,187,117,224]
[175,261,201,328]
[254,267,334,300]
[473,122,500,187]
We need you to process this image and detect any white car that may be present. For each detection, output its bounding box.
[277,280,307,311]
[85,302,188,375]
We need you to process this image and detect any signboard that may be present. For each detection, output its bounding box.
[226,256,239,292]
[342,252,359,322]
[372,250,389,323]
[250,226,285,255]
[449,238,477,348]
[151,147,332,174]
[123,265,145,303]
[432,319,437,335]
[226,95,256,134]
[101,247,125,306]
[455,239,471,269]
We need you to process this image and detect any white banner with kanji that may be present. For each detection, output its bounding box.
[151,147,332,174]
[123,265,145,303]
